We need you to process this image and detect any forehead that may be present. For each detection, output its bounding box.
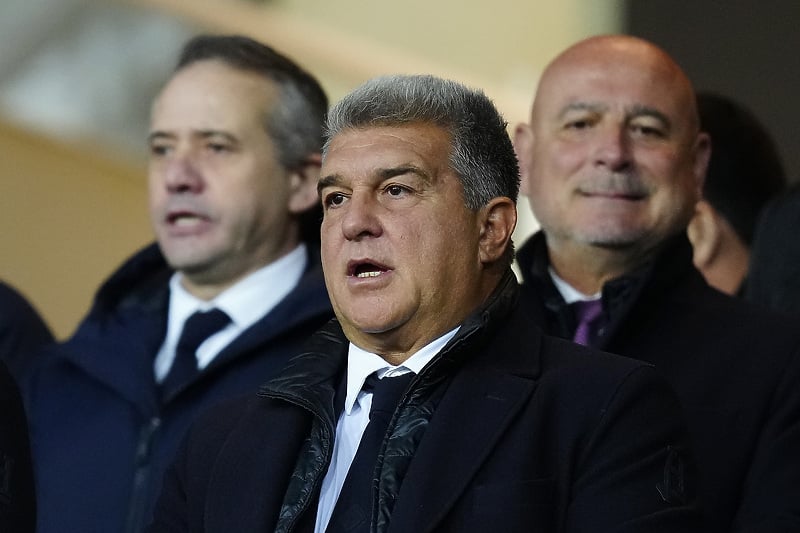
[322,123,453,174]
[533,48,695,127]
[151,60,278,130]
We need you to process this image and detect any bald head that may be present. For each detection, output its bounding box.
[514,35,710,289]
[533,35,700,133]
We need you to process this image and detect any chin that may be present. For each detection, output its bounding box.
[338,307,407,336]
[580,233,648,251]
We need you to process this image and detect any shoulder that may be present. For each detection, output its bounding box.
[181,393,261,458]
[179,388,315,466]
[538,333,676,406]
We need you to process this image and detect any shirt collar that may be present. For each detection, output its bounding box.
[168,244,308,335]
[548,266,601,304]
[343,326,460,415]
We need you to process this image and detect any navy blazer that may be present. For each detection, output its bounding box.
[23,243,333,533]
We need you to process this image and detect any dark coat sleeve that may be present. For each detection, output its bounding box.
[0,361,35,533]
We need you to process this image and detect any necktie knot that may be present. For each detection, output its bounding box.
[363,372,414,420]
[572,299,604,346]
[161,308,231,401]
[177,308,231,355]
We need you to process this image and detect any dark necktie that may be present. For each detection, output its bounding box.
[571,299,604,346]
[326,371,415,532]
[160,308,230,400]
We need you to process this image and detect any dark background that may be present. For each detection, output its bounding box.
[626,0,800,183]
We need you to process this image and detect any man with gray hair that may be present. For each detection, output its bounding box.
[149,74,702,532]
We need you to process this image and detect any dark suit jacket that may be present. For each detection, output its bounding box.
[149,274,702,532]
[518,232,800,533]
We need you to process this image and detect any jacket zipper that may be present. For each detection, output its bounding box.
[124,416,161,533]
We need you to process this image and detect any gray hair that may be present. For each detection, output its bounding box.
[323,74,519,211]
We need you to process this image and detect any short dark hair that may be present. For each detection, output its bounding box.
[176,34,328,243]
[323,74,520,266]
[697,92,787,245]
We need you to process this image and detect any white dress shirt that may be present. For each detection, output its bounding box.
[153,244,307,382]
[314,326,460,533]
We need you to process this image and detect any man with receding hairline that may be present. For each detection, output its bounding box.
[515,34,800,533]
[22,34,333,533]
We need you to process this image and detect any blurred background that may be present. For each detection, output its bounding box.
[1,0,798,338]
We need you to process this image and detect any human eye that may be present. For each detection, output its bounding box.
[629,116,667,139]
[149,141,171,158]
[202,132,238,155]
[384,183,412,197]
[206,141,232,154]
[322,190,349,209]
[565,118,592,130]
[561,110,597,132]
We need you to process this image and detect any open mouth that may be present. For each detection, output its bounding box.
[167,210,207,225]
[348,260,390,279]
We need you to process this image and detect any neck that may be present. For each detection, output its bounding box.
[547,240,657,295]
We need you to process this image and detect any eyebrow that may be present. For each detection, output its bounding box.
[317,164,431,195]
[557,102,606,120]
[557,102,672,130]
[317,174,341,195]
[147,129,239,144]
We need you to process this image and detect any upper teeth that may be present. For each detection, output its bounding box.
[173,215,199,226]
[356,271,381,278]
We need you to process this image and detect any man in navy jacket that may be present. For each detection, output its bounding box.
[23,35,333,533]
[149,74,702,532]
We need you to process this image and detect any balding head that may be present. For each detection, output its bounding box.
[514,35,710,287]
[533,35,700,132]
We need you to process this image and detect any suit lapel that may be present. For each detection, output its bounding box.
[204,400,313,531]
[387,361,538,532]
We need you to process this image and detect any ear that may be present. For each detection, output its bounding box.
[687,200,721,268]
[287,153,322,214]
[513,123,535,196]
[692,132,711,197]
[478,197,517,265]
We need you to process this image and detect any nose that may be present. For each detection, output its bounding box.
[593,124,632,172]
[163,153,204,194]
[340,191,383,241]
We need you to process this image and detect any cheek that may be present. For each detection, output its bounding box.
[147,185,166,217]
[530,153,578,194]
